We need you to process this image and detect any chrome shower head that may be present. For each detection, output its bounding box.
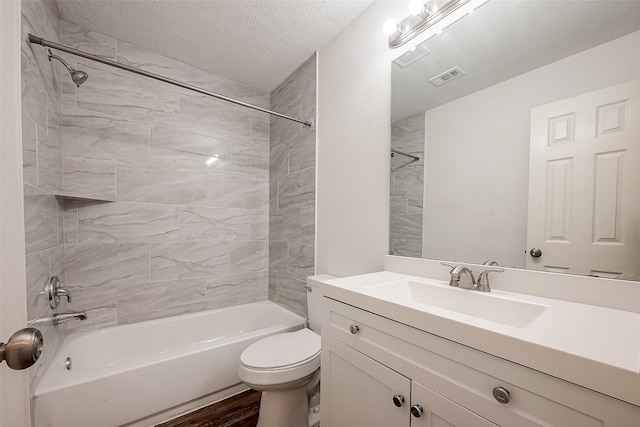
[70,69,89,87]
[47,49,89,87]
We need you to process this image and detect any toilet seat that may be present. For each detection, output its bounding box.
[242,329,320,369]
[239,329,320,386]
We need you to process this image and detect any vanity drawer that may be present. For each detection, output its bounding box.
[322,297,640,426]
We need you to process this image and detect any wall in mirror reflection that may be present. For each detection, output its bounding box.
[390,29,640,279]
[390,114,425,257]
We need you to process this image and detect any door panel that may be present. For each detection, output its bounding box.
[322,335,410,427]
[411,382,497,427]
[0,1,30,426]
[527,79,640,279]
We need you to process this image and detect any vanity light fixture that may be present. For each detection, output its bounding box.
[383,18,401,37]
[408,0,430,18]
[385,0,473,48]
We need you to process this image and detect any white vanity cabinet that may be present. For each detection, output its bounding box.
[321,297,640,427]
[324,335,497,426]
[322,335,410,425]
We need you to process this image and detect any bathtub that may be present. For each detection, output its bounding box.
[32,301,305,427]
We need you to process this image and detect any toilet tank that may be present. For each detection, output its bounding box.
[306,275,337,334]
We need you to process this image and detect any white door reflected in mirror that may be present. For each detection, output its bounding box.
[526,79,640,280]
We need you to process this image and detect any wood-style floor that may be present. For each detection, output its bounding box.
[156,390,261,427]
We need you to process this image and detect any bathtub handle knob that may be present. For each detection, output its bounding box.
[45,276,72,309]
[349,325,360,334]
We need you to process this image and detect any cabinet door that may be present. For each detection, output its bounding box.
[321,335,411,427]
[411,382,497,427]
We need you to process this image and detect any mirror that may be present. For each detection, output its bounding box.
[390,0,640,280]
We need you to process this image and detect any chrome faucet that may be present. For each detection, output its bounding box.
[45,276,72,309]
[476,268,504,292]
[442,262,504,292]
[443,264,476,289]
[53,311,87,326]
[54,287,71,303]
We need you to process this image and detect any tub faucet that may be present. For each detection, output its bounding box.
[45,276,72,309]
[53,311,87,326]
[55,286,71,303]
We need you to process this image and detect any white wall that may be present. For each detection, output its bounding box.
[423,30,640,268]
[0,1,30,425]
[315,0,499,276]
[316,1,403,276]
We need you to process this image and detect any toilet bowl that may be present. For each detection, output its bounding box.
[238,275,335,427]
[239,329,320,427]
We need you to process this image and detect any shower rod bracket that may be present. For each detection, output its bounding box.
[28,33,313,127]
[391,149,420,161]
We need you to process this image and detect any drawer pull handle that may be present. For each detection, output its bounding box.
[410,404,424,418]
[392,395,405,407]
[349,325,360,334]
[492,386,510,404]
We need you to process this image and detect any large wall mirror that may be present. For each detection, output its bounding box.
[390,0,640,281]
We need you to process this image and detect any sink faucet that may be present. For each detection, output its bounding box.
[441,262,504,292]
[447,265,476,289]
[53,311,87,326]
[476,268,504,292]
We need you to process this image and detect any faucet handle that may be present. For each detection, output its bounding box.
[45,276,72,308]
[55,287,71,304]
[440,262,458,272]
[476,268,504,292]
[440,262,460,287]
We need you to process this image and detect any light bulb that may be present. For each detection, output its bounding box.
[383,18,400,36]
[408,0,426,16]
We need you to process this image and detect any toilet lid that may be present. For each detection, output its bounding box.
[241,329,320,370]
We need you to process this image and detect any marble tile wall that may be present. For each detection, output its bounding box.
[268,55,317,317]
[21,0,67,393]
[57,21,271,332]
[20,0,316,394]
[390,113,425,257]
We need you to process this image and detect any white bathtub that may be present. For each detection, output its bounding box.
[32,301,305,427]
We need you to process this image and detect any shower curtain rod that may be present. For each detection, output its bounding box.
[391,149,420,161]
[28,34,313,127]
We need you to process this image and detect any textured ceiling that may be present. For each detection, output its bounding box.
[392,0,640,121]
[56,0,373,92]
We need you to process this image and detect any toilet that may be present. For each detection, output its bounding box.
[238,275,334,427]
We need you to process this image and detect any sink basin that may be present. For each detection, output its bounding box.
[364,280,547,328]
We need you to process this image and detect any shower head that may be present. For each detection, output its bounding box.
[47,49,89,87]
[70,69,89,87]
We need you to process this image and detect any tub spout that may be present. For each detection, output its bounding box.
[53,311,87,326]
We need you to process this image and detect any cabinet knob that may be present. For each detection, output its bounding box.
[492,386,510,404]
[392,395,405,407]
[349,325,360,334]
[410,404,424,418]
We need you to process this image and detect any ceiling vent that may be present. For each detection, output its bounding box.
[393,45,430,68]
[429,66,466,87]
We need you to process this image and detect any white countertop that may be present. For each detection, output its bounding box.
[318,270,640,407]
